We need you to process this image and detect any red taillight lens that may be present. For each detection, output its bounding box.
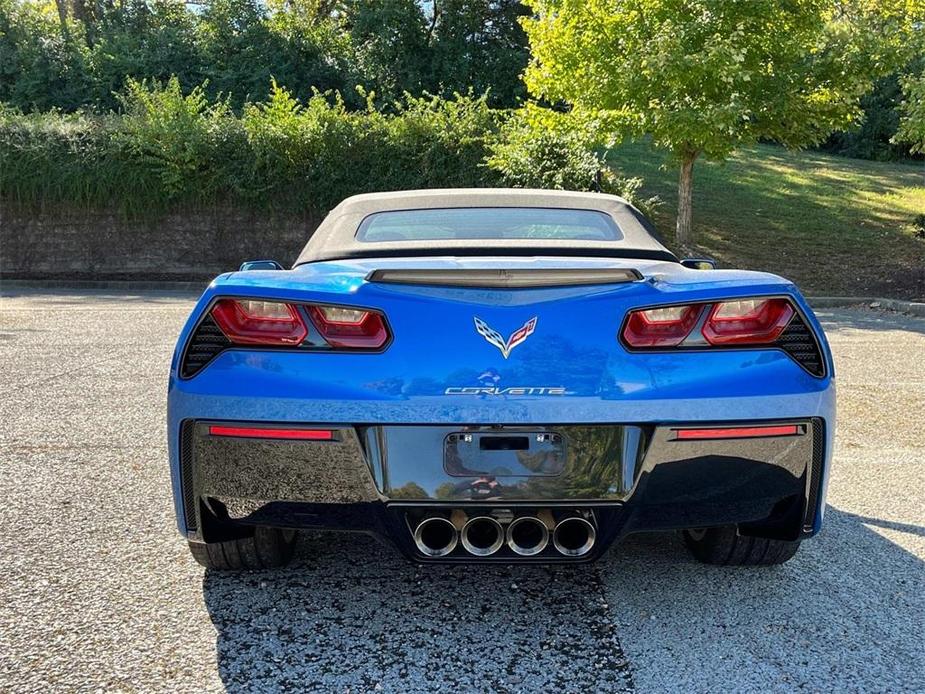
[209,425,334,440]
[622,304,700,347]
[211,299,308,346]
[307,305,389,349]
[674,424,802,440]
[702,298,793,345]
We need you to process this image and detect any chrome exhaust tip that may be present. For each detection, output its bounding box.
[413,517,458,557]
[506,516,549,556]
[461,516,504,556]
[552,517,596,557]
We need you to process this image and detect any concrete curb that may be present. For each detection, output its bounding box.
[1,279,206,292]
[807,296,925,317]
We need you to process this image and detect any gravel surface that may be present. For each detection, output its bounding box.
[0,290,922,693]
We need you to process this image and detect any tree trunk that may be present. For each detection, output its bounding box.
[676,152,697,246]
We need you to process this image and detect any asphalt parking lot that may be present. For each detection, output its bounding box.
[0,289,922,693]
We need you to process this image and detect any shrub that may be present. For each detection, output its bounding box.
[0,105,114,208]
[115,77,245,203]
[242,83,373,209]
[377,91,503,190]
[0,79,648,216]
[486,106,659,214]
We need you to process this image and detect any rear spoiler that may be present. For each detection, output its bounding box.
[365,268,642,288]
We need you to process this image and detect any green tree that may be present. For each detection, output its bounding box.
[342,0,431,101]
[428,0,529,106]
[0,1,535,113]
[522,0,881,245]
[0,0,94,111]
[87,1,204,110]
[822,74,912,161]
[891,2,925,154]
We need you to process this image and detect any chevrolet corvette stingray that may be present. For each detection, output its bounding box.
[168,189,834,569]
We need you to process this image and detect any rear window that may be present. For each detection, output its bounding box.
[356,207,622,242]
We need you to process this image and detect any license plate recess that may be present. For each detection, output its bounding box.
[444,431,565,477]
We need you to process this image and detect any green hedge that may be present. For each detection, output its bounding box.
[0,78,651,217]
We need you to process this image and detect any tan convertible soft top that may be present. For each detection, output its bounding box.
[294,188,677,264]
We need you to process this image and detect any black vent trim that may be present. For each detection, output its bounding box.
[180,315,232,378]
[804,418,825,532]
[367,268,642,288]
[180,420,197,532]
[776,313,825,376]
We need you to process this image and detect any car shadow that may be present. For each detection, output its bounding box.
[200,532,633,692]
[201,506,923,692]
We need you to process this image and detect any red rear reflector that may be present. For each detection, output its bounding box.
[674,424,801,440]
[211,299,307,346]
[701,298,794,345]
[622,304,700,347]
[307,305,389,349]
[208,426,334,440]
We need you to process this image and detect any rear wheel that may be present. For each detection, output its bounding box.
[187,527,297,570]
[682,526,800,566]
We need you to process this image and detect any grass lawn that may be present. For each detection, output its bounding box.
[611,142,925,300]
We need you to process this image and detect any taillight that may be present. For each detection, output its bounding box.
[208,425,334,440]
[207,298,389,352]
[621,297,800,350]
[307,305,389,349]
[702,298,793,345]
[674,424,802,440]
[211,299,307,345]
[621,304,701,347]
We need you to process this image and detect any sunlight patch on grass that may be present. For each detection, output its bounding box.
[610,142,924,299]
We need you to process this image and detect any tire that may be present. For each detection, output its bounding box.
[187,527,297,570]
[682,526,800,566]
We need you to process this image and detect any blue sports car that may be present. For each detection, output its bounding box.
[168,189,835,569]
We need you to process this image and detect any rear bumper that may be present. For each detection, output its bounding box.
[175,416,830,563]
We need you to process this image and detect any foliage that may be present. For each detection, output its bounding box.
[0,0,95,111]
[341,0,430,101]
[0,0,531,112]
[826,0,925,160]
[115,77,240,199]
[912,214,925,240]
[1,79,629,215]
[337,0,530,106]
[486,105,656,213]
[525,0,878,158]
[896,73,925,154]
[821,74,916,161]
[87,1,204,106]
[521,0,897,242]
[241,84,506,210]
[426,0,530,106]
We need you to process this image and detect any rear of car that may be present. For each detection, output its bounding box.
[168,190,834,569]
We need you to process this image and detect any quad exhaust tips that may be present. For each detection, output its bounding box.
[506,516,550,556]
[552,517,596,557]
[413,517,458,557]
[461,516,505,556]
[412,512,595,558]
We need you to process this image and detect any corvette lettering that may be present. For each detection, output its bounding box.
[444,386,570,395]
